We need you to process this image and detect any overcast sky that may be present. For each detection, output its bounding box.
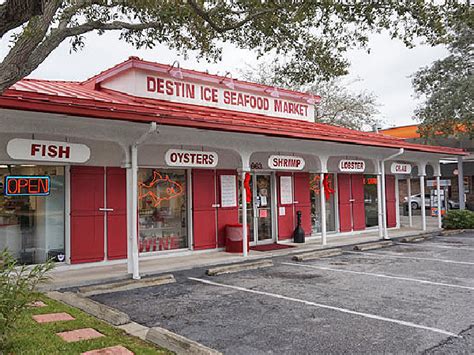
[1,30,448,129]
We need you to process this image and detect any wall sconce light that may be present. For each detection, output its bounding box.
[306,95,321,105]
[168,61,183,79]
[220,72,235,90]
[268,87,280,98]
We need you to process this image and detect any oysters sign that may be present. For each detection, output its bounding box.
[165,149,218,168]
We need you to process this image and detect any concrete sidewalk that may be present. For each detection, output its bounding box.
[42,217,440,290]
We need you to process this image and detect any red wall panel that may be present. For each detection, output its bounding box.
[277,173,294,240]
[293,172,311,235]
[351,174,366,231]
[192,169,217,250]
[337,174,352,233]
[385,175,397,228]
[106,167,127,260]
[216,170,239,247]
[70,166,105,263]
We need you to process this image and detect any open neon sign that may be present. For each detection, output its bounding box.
[4,176,50,196]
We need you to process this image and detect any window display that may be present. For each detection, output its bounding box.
[0,165,65,264]
[138,169,187,252]
[364,175,379,227]
[310,173,336,233]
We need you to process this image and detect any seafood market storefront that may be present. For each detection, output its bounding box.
[0,57,465,276]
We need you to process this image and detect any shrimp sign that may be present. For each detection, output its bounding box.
[165,149,218,168]
[268,155,305,170]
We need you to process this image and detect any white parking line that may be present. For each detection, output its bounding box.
[395,242,474,252]
[345,251,474,265]
[189,277,460,338]
[281,262,474,291]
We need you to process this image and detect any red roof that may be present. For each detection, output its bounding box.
[0,59,466,156]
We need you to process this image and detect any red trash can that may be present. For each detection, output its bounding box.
[225,224,250,253]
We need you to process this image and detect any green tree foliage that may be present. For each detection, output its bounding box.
[241,62,380,130]
[0,0,470,93]
[442,209,474,229]
[412,19,474,139]
[0,250,54,348]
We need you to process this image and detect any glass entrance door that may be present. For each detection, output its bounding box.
[253,175,273,244]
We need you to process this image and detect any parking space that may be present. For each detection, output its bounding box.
[91,232,474,354]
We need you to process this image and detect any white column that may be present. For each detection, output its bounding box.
[320,173,327,246]
[436,175,442,229]
[407,178,412,227]
[458,156,465,210]
[381,161,389,239]
[395,175,400,228]
[126,167,133,274]
[420,175,426,231]
[130,145,140,279]
[241,171,248,257]
[376,172,383,239]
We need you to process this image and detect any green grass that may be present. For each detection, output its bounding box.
[3,294,172,354]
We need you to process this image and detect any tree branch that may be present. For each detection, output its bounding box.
[0,0,45,38]
[186,0,276,33]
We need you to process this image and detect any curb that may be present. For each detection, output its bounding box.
[46,291,130,326]
[399,234,435,243]
[146,327,222,355]
[78,274,176,296]
[353,240,393,251]
[441,229,474,236]
[206,260,273,276]
[292,248,342,262]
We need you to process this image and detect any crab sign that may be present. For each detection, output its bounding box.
[138,171,184,207]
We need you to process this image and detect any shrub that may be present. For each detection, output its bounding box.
[0,250,54,348]
[442,209,474,229]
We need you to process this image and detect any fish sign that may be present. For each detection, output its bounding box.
[138,171,184,207]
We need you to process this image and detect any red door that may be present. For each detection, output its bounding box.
[70,166,105,263]
[351,174,366,231]
[337,174,352,232]
[216,170,239,248]
[193,169,217,250]
[277,172,294,240]
[385,175,397,228]
[294,172,311,235]
[106,167,127,259]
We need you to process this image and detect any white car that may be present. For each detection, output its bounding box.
[404,194,459,210]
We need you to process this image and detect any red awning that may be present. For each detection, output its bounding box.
[0,72,466,157]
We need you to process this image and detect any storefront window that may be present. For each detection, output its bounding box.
[0,165,65,264]
[364,175,378,227]
[138,169,187,252]
[310,174,336,233]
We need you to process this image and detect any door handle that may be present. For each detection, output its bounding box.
[99,208,114,212]
[349,199,355,202]
[294,201,299,204]
[211,204,220,208]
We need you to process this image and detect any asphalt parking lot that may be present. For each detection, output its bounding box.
[92,232,474,354]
